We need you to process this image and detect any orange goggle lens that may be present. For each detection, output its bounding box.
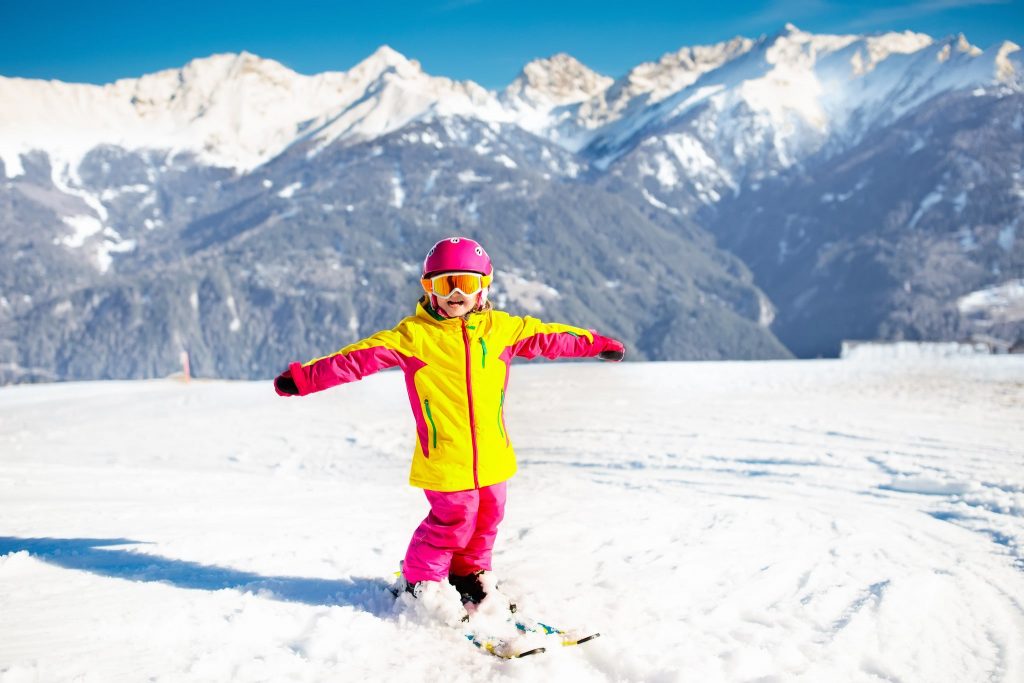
[421,272,491,298]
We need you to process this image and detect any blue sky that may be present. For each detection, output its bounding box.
[2,1,1021,89]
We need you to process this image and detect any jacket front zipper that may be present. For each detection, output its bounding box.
[461,320,480,489]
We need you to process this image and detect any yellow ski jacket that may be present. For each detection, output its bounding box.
[284,298,623,492]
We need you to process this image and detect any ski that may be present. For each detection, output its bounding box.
[465,633,546,659]
[464,617,598,658]
[513,616,601,647]
[389,574,594,657]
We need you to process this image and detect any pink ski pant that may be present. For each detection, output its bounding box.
[402,482,507,583]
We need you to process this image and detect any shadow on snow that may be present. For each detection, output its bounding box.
[0,536,396,614]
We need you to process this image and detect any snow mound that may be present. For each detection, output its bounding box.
[392,580,466,628]
[881,475,979,495]
[958,278,1024,323]
[841,340,992,359]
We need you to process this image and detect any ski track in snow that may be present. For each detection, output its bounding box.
[0,357,1022,682]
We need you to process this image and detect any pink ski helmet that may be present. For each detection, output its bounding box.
[422,236,493,278]
[422,237,494,315]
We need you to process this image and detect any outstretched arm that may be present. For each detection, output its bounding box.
[506,316,626,363]
[274,329,407,397]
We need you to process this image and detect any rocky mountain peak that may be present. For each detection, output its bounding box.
[620,36,755,102]
[504,53,612,106]
[172,51,300,91]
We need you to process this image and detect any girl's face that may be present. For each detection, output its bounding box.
[437,290,480,318]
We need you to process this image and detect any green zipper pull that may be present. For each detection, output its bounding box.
[480,338,488,369]
[424,399,438,448]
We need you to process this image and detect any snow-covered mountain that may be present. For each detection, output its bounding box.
[0,47,502,175]
[586,25,1019,180]
[1,25,1022,381]
[4,26,1017,180]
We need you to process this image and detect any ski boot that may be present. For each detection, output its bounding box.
[449,570,516,615]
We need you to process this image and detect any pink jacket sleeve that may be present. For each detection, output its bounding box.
[287,330,407,396]
[504,316,625,362]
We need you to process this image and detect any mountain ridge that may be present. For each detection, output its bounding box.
[4,25,1018,177]
[1,25,1021,381]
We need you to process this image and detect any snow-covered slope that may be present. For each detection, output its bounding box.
[1,357,1022,681]
[959,279,1024,325]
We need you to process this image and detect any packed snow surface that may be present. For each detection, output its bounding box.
[1,357,1022,682]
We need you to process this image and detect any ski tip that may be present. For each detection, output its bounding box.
[572,633,600,645]
[516,647,546,658]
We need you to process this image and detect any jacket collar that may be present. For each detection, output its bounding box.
[417,297,447,322]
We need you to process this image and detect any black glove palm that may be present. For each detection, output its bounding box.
[274,373,299,396]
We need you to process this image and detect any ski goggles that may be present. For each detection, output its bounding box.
[421,272,493,298]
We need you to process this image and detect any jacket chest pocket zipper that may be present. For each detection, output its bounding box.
[480,338,488,368]
[424,399,438,449]
[498,390,508,445]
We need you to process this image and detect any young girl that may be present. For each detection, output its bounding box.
[273,237,625,610]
